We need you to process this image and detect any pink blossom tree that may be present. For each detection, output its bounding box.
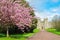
[0,0,33,37]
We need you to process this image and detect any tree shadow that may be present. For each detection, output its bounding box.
[10,34,27,39]
[0,33,28,39]
[0,34,6,38]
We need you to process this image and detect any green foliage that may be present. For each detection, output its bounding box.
[32,18,38,29]
[30,18,38,33]
[52,15,60,31]
[46,28,60,35]
[33,29,40,33]
[21,0,30,7]
[30,10,35,17]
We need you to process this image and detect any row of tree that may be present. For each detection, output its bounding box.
[52,15,60,31]
[0,0,37,37]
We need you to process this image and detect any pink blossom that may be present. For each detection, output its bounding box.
[0,0,33,29]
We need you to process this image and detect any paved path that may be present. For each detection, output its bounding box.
[28,30,60,40]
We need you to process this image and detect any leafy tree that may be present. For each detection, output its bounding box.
[0,0,33,37]
[30,18,38,32]
[52,15,60,31]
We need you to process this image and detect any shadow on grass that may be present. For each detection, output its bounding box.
[0,29,40,39]
[10,34,28,39]
[0,34,6,38]
[0,33,29,39]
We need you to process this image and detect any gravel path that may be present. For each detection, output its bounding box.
[28,30,60,40]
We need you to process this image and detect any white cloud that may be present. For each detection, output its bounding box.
[34,8,60,21]
[52,0,59,3]
[50,7,60,13]
[34,11,51,19]
[52,8,58,12]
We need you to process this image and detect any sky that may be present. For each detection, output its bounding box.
[26,0,60,21]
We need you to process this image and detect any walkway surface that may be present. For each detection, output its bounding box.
[28,30,60,40]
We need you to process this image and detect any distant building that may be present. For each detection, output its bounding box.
[37,17,52,30]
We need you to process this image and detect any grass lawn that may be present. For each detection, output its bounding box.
[0,29,40,40]
[46,28,60,35]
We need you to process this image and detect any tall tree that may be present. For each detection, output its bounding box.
[0,0,33,37]
[52,15,60,31]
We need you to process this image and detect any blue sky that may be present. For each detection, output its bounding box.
[26,0,60,21]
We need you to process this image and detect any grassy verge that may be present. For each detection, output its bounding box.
[46,28,60,35]
[0,29,40,40]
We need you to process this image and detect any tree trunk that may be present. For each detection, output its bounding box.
[7,27,9,37]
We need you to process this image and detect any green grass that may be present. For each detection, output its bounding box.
[0,29,40,40]
[33,28,40,33]
[46,28,60,35]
